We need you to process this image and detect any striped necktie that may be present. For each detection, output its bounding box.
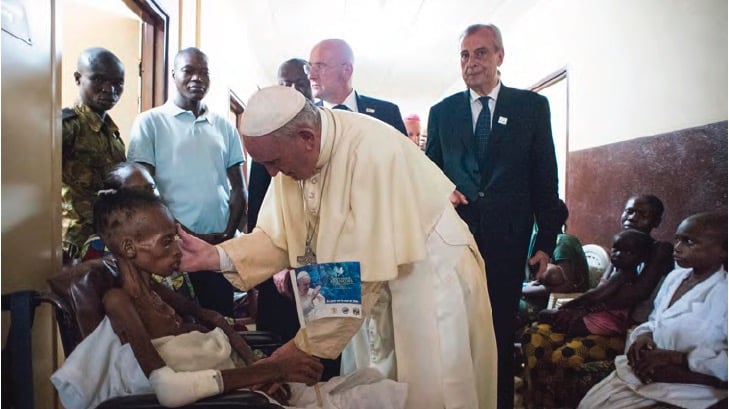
[474,96,491,163]
[332,104,350,111]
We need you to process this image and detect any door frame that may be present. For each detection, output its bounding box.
[123,0,169,109]
[530,67,569,200]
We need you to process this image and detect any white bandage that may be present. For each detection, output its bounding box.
[217,246,236,272]
[148,366,223,407]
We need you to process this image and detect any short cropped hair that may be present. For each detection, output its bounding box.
[636,194,665,218]
[687,211,728,248]
[93,188,167,253]
[102,162,149,190]
[614,229,655,258]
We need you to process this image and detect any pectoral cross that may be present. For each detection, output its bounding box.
[297,244,317,265]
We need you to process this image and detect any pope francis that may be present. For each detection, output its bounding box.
[178,85,498,409]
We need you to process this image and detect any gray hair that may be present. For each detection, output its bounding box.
[460,24,504,51]
[275,99,321,138]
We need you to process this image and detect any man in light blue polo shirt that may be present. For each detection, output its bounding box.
[128,47,245,316]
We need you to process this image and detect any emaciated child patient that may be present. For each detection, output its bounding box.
[52,188,322,408]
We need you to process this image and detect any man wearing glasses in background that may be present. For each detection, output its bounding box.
[308,39,407,135]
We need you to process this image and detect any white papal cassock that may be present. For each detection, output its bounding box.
[219,107,498,409]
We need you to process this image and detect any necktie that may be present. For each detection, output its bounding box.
[332,104,350,111]
[474,96,491,163]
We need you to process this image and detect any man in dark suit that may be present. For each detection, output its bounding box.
[425,23,564,409]
[308,38,407,135]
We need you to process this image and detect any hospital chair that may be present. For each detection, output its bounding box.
[2,290,49,409]
[41,257,285,408]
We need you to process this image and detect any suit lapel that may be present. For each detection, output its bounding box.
[455,90,475,151]
[491,85,514,145]
[355,92,367,114]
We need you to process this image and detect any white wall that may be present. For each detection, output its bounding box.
[198,1,269,114]
[491,0,728,150]
[196,0,727,152]
[62,0,141,145]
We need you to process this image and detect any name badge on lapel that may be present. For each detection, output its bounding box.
[365,108,375,113]
[497,116,508,125]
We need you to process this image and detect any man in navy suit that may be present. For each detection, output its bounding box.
[308,38,407,135]
[426,24,565,409]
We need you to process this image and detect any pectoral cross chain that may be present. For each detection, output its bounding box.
[297,244,317,265]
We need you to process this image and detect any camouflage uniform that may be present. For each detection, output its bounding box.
[62,103,126,259]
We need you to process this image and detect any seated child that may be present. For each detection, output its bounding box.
[81,162,158,261]
[579,211,727,409]
[521,194,675,408]
[537,263,568,289]
[51,189,407,409]
[540,229,654,337]
[518,262,568,332]
[517,202,589,332]
[80,162,197,302]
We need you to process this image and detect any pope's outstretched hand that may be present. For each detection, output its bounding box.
[177,224,221,272]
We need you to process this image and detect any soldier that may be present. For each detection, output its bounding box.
[62,47,126,264]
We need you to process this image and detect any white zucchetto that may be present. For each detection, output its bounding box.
[241,85,306,137]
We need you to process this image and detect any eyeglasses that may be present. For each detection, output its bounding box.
[306,62,347,74]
